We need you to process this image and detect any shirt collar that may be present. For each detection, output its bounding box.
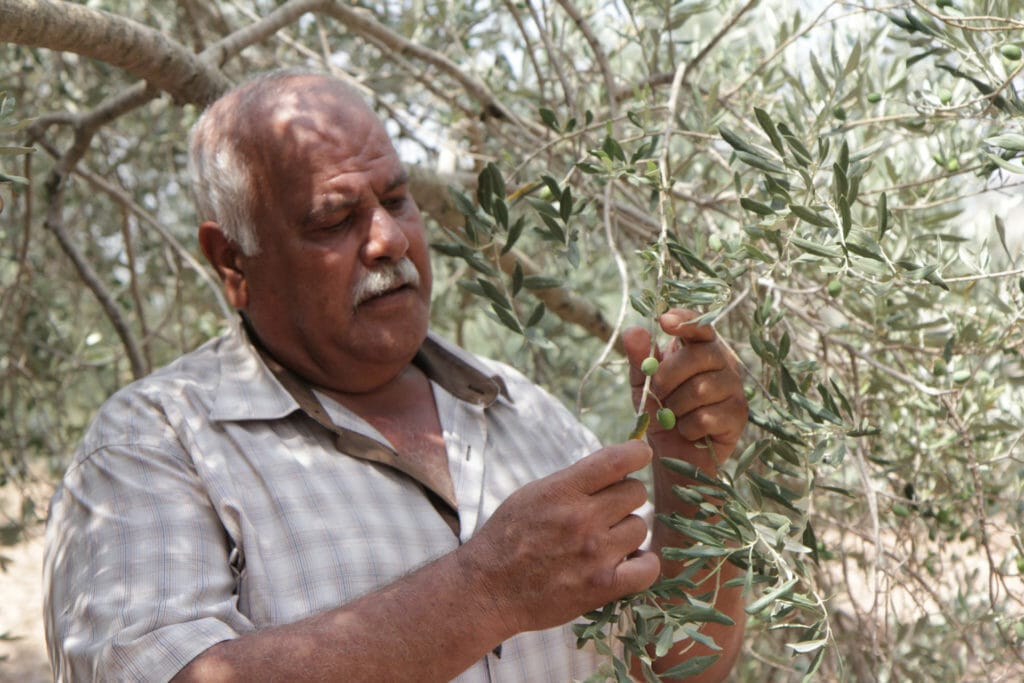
[413,333,511,406]
[209,321,510,423]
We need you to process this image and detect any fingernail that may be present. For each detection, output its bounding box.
[661,312,683,327]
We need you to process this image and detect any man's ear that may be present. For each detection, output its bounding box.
[198,221,248,309]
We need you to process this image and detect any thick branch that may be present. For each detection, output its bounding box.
[0,0,229,106]
[408,166,479,232]
[45,83,159,178]
[409,166,619,351]
[200,0,328,76]
[497,249,619,351]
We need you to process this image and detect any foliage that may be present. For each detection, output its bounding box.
[2,0,1024,680]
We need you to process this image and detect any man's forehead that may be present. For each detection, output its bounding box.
[265,88,371,136]
[242,82,397,174]
[268,92,313,128]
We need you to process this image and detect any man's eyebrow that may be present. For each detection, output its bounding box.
[302,170,410,227]
[384,170,410,192]
[303,195,357,227]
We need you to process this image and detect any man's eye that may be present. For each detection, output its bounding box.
[324,216,352,231]
[383,196,408,212]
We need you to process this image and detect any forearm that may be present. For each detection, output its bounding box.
[173,547,509,683]
[649,442,746,682]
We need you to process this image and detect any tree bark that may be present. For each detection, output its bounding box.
[0,0,229,106]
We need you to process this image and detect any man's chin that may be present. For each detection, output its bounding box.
[356,301,429,343]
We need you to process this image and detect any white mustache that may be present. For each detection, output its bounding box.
[352,258,420,306]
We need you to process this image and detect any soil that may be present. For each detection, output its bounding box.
[0,524,50,683]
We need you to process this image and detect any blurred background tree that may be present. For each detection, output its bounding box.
[2,0,1023,680]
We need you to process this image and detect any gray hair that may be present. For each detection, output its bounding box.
[187,68,331,256]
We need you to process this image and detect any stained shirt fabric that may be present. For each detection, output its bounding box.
[44,324,638,682]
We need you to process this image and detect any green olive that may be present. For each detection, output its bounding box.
[938,88,952,105]
[640,356,659,376]
[827,280,842,297]
[866,92,882,103]
[1001,44,1022,61]
[656,408,677,430]
[952,369,971,384]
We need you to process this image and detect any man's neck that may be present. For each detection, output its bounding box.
[321,363,432,418]
[324,362,455,510]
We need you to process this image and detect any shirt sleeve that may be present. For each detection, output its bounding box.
[44,411,254,683]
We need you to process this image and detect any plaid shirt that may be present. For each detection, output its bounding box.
[44,324,635,682]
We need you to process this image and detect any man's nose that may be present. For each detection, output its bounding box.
[361,206,409,263]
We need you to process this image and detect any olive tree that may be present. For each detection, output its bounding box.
[2,0,1023,680]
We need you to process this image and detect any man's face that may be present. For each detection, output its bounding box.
[233,80,433,393]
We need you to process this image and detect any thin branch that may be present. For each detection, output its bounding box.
[322,2,543,137]
[944,267,1024,283]
[910,0,1024,31]
[38,139,234,320]
[784,297,955,398]
[119,206,153,370]
[0,153,34,333]
[42,183,147,379]
[518,0,575,112]
[676,0,762,99]
[554,0,616,117]
[576,181,631,413]
[938,392,1024,666]
[720,1,837,101]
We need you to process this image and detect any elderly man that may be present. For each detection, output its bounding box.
[44,70,747,682]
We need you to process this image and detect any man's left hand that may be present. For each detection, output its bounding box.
[622,308,747,470]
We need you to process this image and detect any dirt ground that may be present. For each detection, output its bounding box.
[0,524,50,683]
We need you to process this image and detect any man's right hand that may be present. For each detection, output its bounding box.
[457,439,660,637]
[171,441,658,683]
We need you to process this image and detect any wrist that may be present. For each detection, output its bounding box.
[451,539,521,643]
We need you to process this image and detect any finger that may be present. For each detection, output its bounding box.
[565,440,652,495]
[623,325,657,389]
[647,341,731,400]
[659,309,716,344]
[589,477,651,527]
[585,512,649,561]
[672,394,749,445]
[607,513,651,554]
[604,548,661,595]
[658,367,743,420]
